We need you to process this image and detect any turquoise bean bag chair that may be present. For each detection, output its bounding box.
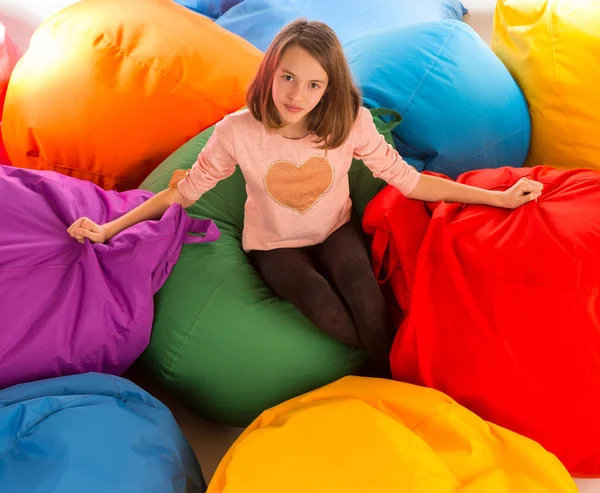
[175,0,242,19]
[346,20,531,178]
[216,0,467,51]
[0,373,205,493]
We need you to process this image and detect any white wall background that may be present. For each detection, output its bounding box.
[0,0,79,52]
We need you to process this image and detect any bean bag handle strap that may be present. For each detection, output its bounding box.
[183,217,221,244]
[369,107,402,135]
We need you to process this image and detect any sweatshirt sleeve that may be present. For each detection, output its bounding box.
[177,116,238,202]
[352,107,420,196]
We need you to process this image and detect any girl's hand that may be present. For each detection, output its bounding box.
[67,217,107,244]
[169,169,189,188]
[499,177,544,209]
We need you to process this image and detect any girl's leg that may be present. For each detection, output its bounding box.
[316,218,395,375]
[248,247,361,347]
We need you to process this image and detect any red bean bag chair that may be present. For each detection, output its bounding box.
[363,165,600,477]
[0,22,20,165]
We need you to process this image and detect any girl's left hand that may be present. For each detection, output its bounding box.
[169,169,189,188]
[500,177,544,209]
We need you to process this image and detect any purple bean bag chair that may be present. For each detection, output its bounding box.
[0,165,219,389]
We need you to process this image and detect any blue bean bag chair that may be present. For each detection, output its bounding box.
[0,373,206,493]
[216,0,467,52]
[346,20,531,178]
[175,0,242,19]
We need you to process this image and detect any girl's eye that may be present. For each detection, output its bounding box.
[309,83,319,89]
[283,75,293,82]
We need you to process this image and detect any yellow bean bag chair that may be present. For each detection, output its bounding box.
[492,0,600,170]
[2,0,262,190]
[208,377,577,493]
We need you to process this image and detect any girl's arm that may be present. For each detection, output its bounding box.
[68,187,195,243]
[353,108,542,209]
[406,173,543,208]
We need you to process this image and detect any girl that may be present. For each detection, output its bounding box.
[68,19,543,376]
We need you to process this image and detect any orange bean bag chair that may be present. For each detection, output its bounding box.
[363,166,600,476]
[0,22,20,165]
[2,0,262,190]
[208,376,578,493]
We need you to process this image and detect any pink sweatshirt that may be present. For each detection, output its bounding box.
[177,107,421,251]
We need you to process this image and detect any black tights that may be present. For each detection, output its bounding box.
[249,216,394,376]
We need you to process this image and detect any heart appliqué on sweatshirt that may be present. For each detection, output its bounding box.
[264,156,334,214]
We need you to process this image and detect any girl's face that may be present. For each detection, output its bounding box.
[272,45,329,129]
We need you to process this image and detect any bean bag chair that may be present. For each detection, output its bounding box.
[175,0,243,19]
[208,376,578,493]
[0,165,219,389]
[1,0,262,191]
[0,22,20,166]
[216,0,467,52]
[363,166,600,476]
[0,373,205,492]
[492,1,600,171]
[346,20,531,179]
[138,108,399,426]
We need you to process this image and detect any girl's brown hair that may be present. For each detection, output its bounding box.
[246,19,361,150]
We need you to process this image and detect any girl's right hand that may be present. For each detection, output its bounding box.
[67,217,108,244]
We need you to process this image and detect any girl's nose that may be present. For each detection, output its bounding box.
[289,84,303,101]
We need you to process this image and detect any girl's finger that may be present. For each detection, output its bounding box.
[522,178,543,190]
[76,228,102,243]
[82,218,98,232]
[67,217,84,235]
[75,228,93,240]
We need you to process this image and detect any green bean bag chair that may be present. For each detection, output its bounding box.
[139,108,400,426]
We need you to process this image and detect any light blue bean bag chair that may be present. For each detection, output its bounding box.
[0,373,205,493]
[174,0,242,19]
[216,0,467,52]
[346,20,531,178]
